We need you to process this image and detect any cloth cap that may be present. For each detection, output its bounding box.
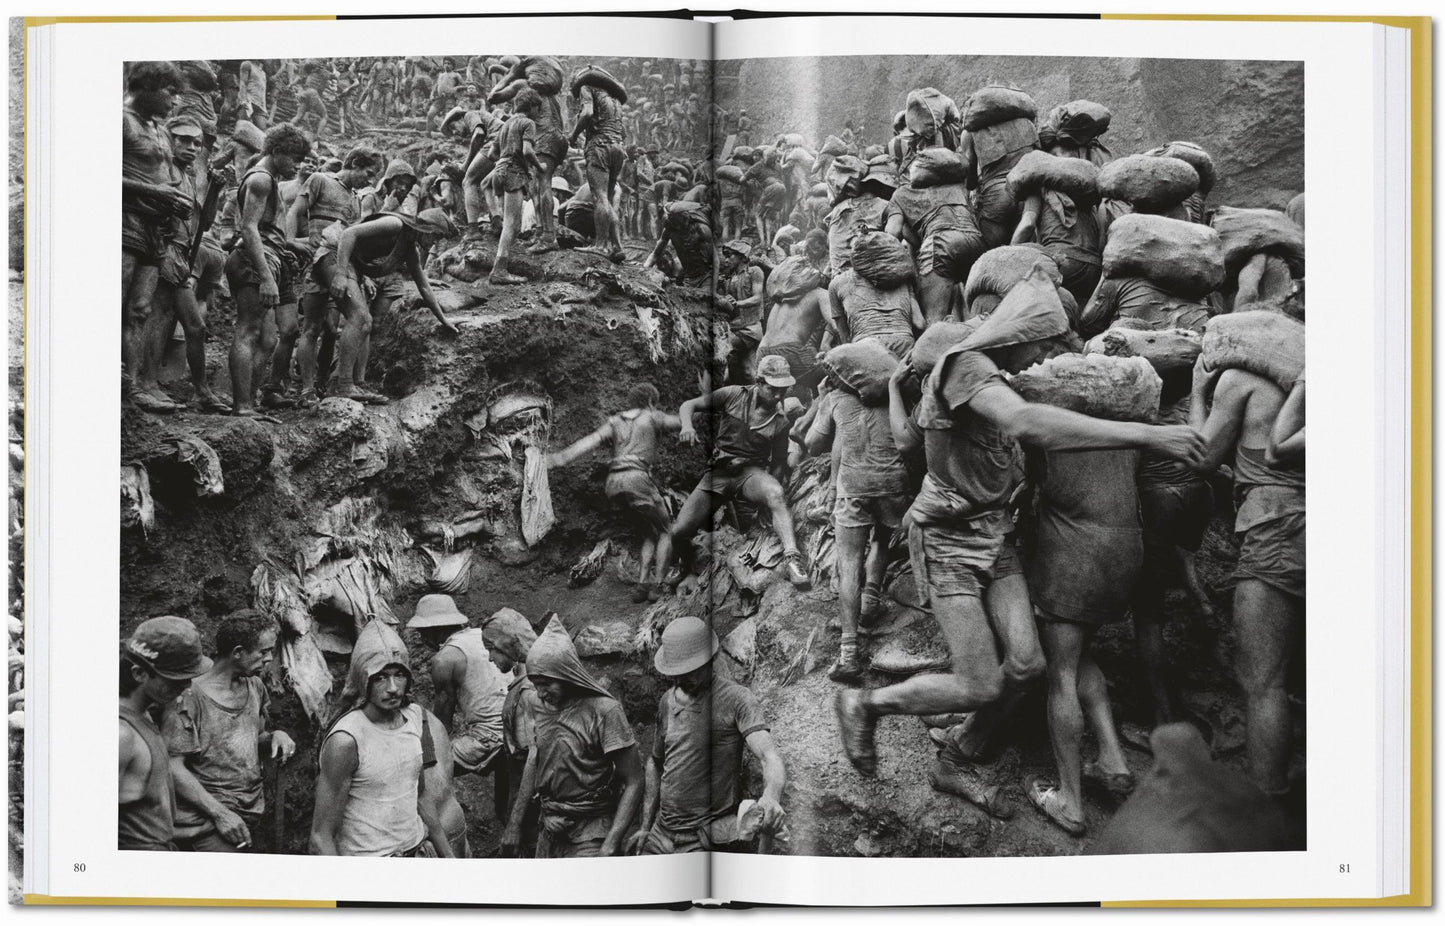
[165,114,206,139]
[408,593,468,629]
[721,239,752,258]
[653,616,719,676]
[756,354,796,388]
[126,616,212,680]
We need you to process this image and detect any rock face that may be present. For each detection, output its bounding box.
[724,55,1303,208]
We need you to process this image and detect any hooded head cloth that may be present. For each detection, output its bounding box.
[481,607,537,664]
[526,615,613,699]
[327,619,412,731]
[958,265,1072,357]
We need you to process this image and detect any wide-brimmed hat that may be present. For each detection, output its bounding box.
[756,354,796,389]
[409,593,468,629]
[125,616,212,680]
[653,616,720,676]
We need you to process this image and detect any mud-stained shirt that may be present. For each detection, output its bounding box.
[123,107,174,187]
[533,695,634,809]
[653,677,768,832]
[808,390,909,498]
[299,171,361,234]
[162,677,269,824]
[583,87,625,149]
[710,385,789,471]
[916,350,1025,510]
[885,183,979,239]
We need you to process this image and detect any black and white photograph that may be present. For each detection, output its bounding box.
[110,47,1308,865]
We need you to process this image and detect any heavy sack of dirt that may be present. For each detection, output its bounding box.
[819,134,849,157]
[1009,353,1163,423]
[962,85,1038,131]
[1039,99,1112,146]
[963,245,1062,309]
[1146,141,1216,195]
[850,231,915,289]
[1102,214,1225,299]
[568,64,627,104]
[715,164,745,184]
[1210,206,1306,277]
[1098,154,1199,211]
[1006,150,1101,204]
[911,319,982,375]
[905,87,961,142]
[1200,310,1305,389]
[824,340,899,406]
[909,147,969,188]
[519,56,564,95]
[769,255,826,301]
[1085,326,1203,376]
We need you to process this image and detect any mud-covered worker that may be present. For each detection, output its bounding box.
[122,61,190,413]
[719,240,766,383]
[568,66,628,262]
[237,59,269,128]
[886,149,986,324]
[161,610,294,853]
[645,200,715,287]
[425,58,464,136]
[489,86,545,286]
[408,595,509,785]
[547,383,683,604]
[837,277,1207,807]
[805,371,910,683]
[819,156,879,276]
[743,145,789,246]
[225,123,313,419]
[119,616,213,851]
[1010,178,1103,313]
[1189,348,1305,801]
[264,145,382,409]
[1019,436,1141,837]
[959,106,1039,250]
[825,252,923,359]
[629,617,785,854]
[481,609,541,858]
[670,355,812,591]
[135,113,230,415]
[490,55,569,255]
[291,61,331,140]
[311,623,456,857]
[521,617,643,858]
[313,207,459,406]
[441,107,500,240]
[758,256,830,397]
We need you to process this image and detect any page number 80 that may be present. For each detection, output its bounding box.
[72,862,86,872]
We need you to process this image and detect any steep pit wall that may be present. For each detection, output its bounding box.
[725,55,1304,208]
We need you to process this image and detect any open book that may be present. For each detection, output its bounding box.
[12,10,1430,908]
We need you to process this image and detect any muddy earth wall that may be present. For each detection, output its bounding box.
[725,56,1304,208]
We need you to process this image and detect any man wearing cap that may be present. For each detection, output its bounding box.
[720,240,766,383]
[628,617,785,855]
[671,358,812,591]
[409,594,510,783]
[835,272,1208,810]
[120,616,213,850]
[522,617,643,858]
[161,609,295,852]
[312,621,457,857]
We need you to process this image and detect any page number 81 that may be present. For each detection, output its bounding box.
[1339,864,1350,873]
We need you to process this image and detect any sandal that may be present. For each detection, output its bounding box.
[1082,761,1136,800]
[929,757,1012,819]
[294,389,320,410]
[1024,775,1086,837]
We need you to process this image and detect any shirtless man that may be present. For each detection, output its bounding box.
[162,610,296,852]
[426,59,464,136]
[489,88,545,285]
[224,124,312,418]
[645,200,714,287]
[548,383,683,602]
[569,67,628,261]
[267,145,382,408]
[758,255,830,398]
[1190,343,1305,800]
[237,59,268,129]
[670,356,812,591]
[119,617,212,850]
[840,284,1206,816]
[490,56,569,254]
[122,61,190,413]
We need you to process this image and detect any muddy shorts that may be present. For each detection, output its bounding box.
[834,493,909,531]
[535,130,569,168]
[535,813,612,859]
[907,507,1021,600]
[918,228,986,280]
[122,210,169,264]
[1234,510,1305,600]
[158,240,195,287]
[721,197,745,225]
[191,235,226,299]
[606,468,671,534]
[585,143,626,192]
[493,162,532,195]
[451,723,504,775]
[1030,519,1142,626]
[698,465,773,503]
[637,815,742,855]
[1140,477,1213,553]
[973,172,1020,248]
[224,242,298,304]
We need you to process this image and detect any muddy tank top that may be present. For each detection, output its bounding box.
[440,628,507,738]
[119,703,176,850]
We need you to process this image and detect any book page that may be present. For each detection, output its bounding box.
[29,13,714,906]
[707,13,1398,905]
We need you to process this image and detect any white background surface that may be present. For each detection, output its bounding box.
[5,0,1437,920]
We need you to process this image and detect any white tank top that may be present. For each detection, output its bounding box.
[441,628,507,737]
[329,704,426,856]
